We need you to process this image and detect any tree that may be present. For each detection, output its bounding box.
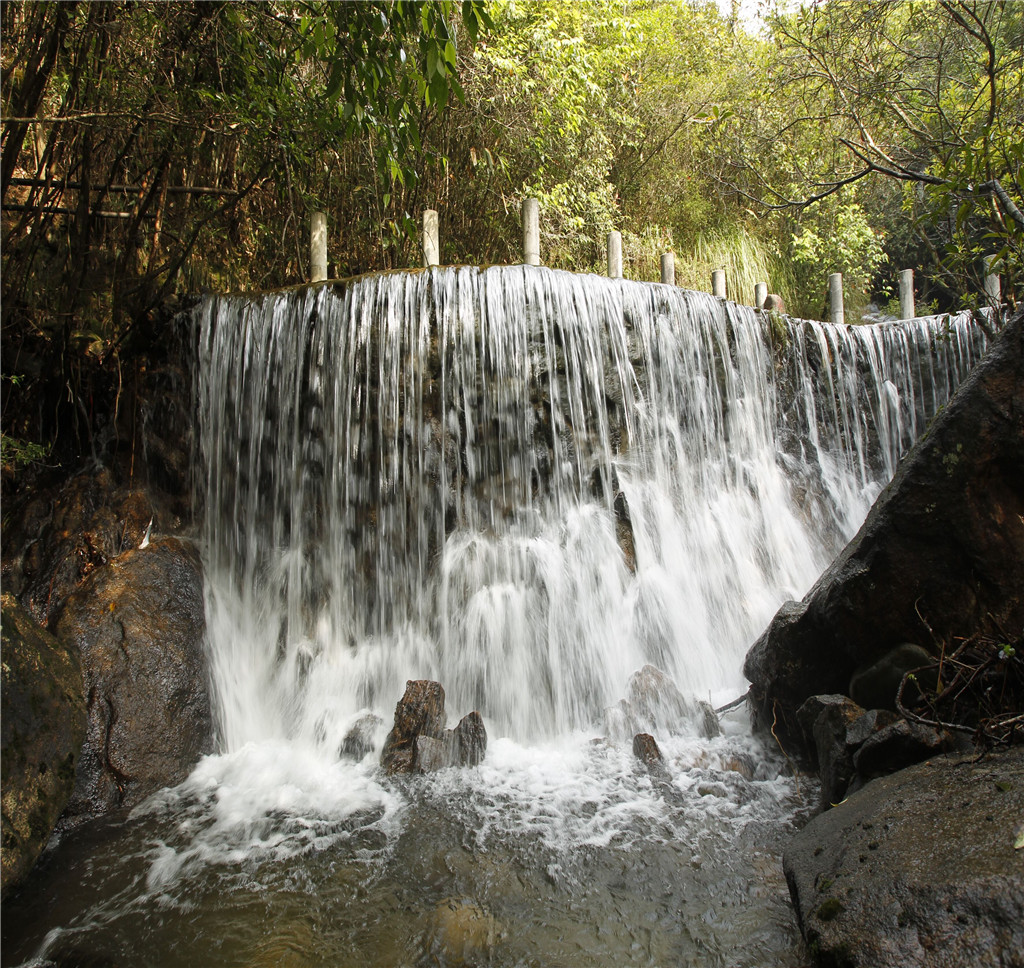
[721,0,1023,313]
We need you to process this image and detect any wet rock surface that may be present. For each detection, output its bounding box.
[381,680,487,774]
[54,538,212,824]
[1,594,86,896]
[784,747,1024,968]
[745,312,1024,754]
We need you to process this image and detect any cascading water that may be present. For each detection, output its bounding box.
[6,266,988,968]
[196,265,984,750]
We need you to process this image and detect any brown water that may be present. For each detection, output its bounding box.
[2,721,813,968]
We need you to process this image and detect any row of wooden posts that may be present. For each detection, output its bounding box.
[309,201,1003,324]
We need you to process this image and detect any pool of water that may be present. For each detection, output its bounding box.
[2,711,812,968]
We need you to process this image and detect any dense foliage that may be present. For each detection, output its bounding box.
[2,0,1021,471]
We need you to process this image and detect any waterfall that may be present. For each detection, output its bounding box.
[195,265,987,753]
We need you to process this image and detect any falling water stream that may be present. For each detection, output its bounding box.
[4,267,987,967]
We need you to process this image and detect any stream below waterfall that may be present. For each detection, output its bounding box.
[2,267,988,967]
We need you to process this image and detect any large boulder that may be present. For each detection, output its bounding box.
[784,747,1024,968]
[745,312,1024,754]
[54,537,213,823]
[1,595,86,896]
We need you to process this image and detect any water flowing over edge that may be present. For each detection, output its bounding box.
[194,264,987,752]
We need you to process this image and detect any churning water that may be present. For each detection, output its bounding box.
[4,266,987,967]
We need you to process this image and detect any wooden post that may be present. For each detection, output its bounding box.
[607,231,622,278]
[661,252,675,286]
[423,209,439,267]
[754,282,768,311]
[829,272,845,325]
[522,198,540,266]
[899,269,915,319]
[711,269,726,299]
[983,255,1002,308]
[311,212,327,283]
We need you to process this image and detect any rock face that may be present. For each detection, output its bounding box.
[1,595,86,897]
[54,537,213,823]
[745,312,1024,754]
[784,748,1024,968]
[381,680,487,775]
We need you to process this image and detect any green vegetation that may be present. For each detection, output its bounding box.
[2,0,1021,469]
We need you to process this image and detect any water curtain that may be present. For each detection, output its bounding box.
[195,266,986,752]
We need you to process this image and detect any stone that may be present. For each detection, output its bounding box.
[381,680,447,774]
[852,719,949,782]
[632,732,663,767]
[1,594,86,896]
[763,293,786,313]
[695,700,721,739]
[849,643,935,711]
[745,311,1024,757]
[340,713,384,760]
[54,537,213,825]
[627,664,693,734]
[414,735,455,773]
[797,694,867,809]
[380,680,486,775]
[428,897,499,967]
[453,710,487,767]
[784,747,1024,968]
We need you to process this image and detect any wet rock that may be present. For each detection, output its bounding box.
[763,294,786,313]
[784,747,1024,968]
[54,538,213,824]
[381,680,447,774]
[381,681,486,775]
[2,469,169,628]
[428,897,499,967]
[852,719,949,783]
[613,490,636,574]
[340,713,384,760]
[796,695,905,809]
[627,664,694,734]
[745,311,1024,757]
[695,700,721,739]
[453,710,487,767]
[414,735,454,773]
[1,594,86,896]
[848,643,935,711]
[632,732,663,767]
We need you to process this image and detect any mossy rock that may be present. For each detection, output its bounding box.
[1,593,86,896]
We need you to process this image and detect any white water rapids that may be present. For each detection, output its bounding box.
[7,266,988,968]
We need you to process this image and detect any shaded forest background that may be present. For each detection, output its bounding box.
[2,0,1021,476]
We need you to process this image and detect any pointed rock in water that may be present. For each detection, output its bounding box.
[1,594,86,897]
[632,732,663,767]
[453,710,487,767]
[695,700,721,739]
[627,664,694,734]
[340,713,384,760]
[381,680,448,774]
[381,680,487,774]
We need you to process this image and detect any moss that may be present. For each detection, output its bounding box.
[816,898,845,921]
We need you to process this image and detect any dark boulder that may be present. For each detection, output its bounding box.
[784,747,1024,968]
[1,595,86,896]
[54,538,213,824]
[745,312,1024,755]
[381,680,487,775]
